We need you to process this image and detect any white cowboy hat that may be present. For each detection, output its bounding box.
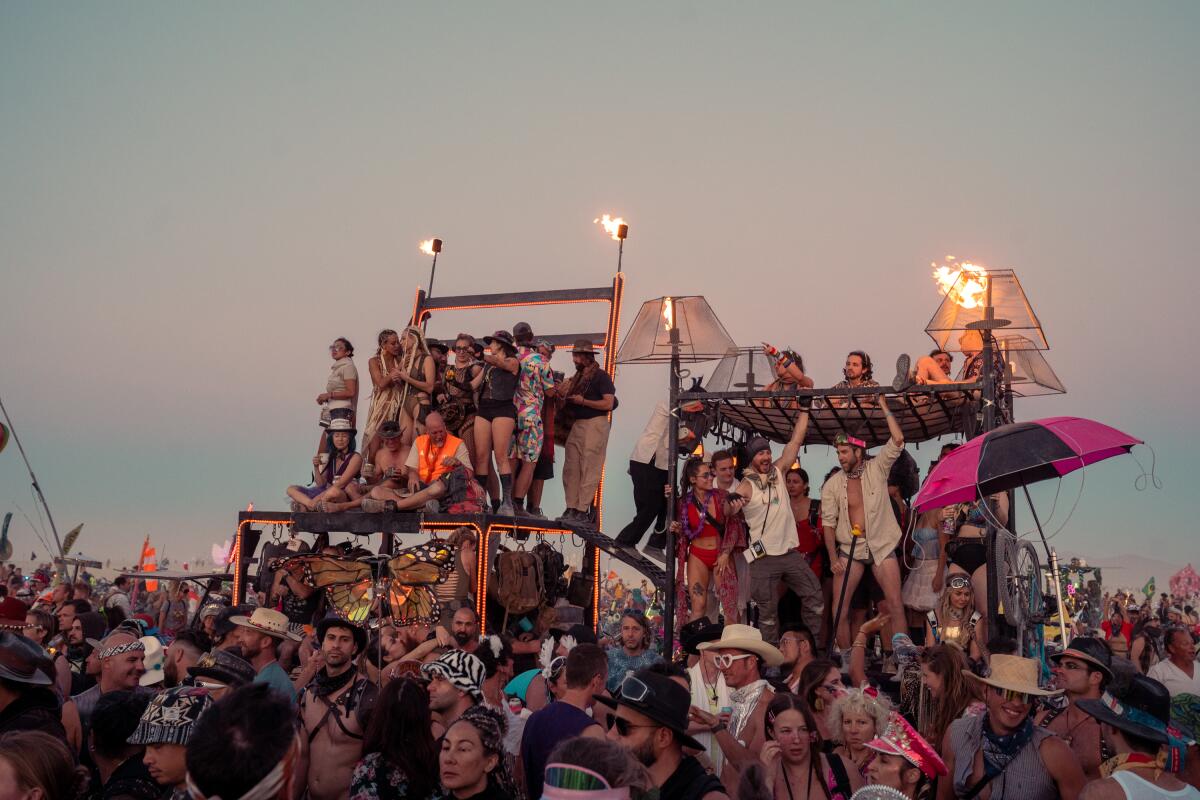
[697,623,784,667]
[230,608,302,642]
[963,654,1060,697]
[139,636,165,687]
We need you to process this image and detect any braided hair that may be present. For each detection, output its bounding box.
[452,705,515,797]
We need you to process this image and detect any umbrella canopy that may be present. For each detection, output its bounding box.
[913,416,1142,512]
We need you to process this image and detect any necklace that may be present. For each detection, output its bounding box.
[1060,705,1095,745]
[699,666,719,705]
[781,759,815,800]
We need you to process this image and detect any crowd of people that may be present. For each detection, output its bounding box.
[291,323,615,523]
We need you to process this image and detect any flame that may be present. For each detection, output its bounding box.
[931,256,989,310]
[692,443,704,457]
[662,296,674,332]
[419,239,438,256]
[594,214,627,240]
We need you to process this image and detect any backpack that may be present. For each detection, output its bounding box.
[493,549,543,616]
[532,542,568,606]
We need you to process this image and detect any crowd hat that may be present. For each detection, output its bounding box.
[315,615,367,653]
[1048,636,1114,682]
[128,686,213,747]
[571,338,599,355]
[679,618,724,656]
[421,650,486,701]
[188,648,257,688]
[865,712,947,779]
[698,623,785,667]
[0,597,29,631]
[483,330,517,353]
[512,322,534,342]
[594,669,706,751]
[1079,674,1174,745]
[964,654,1060,698]
[0,631,52,686]
[379,420,403,440]
[427,338,450,354]
[230,608,301,642]
[746,438,772,460]
[139,636,165,687]
[327,418,356,435]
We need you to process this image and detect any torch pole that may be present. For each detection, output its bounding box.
[427,252,439,299]
[663,324,681,658]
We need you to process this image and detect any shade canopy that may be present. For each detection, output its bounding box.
[926,269,1048,352]
[705,347,776,391]
[616,296,735,364]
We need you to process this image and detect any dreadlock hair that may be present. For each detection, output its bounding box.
[362,678,439,800]
[763,693,831,799]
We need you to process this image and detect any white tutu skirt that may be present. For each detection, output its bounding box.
[902,559,939,612]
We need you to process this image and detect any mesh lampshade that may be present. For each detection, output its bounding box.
[705,346,775,391]
[616,296,735,364]
[996,334,1066,397]
[925,269,1048,352]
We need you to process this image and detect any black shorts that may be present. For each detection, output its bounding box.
[477,399,517,421]
[533,456,554,481]
[948,539,987,574]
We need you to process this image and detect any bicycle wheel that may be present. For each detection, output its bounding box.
[991,530,1022,629]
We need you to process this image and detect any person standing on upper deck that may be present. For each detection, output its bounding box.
[556,339,616,526]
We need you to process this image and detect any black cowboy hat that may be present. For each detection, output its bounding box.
[187,648,257,688]
[1049,636,1114,682]
[595,668,706,751]
[679,618,724,656]
[0,631,52,686]
[1078,674,1172,744]
[482,330,518,354]
[426,338,450,354]
[316,615,367,654]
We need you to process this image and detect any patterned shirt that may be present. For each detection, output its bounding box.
[604,647,661,692]
[350,753,443,800]
[515,347,555,416]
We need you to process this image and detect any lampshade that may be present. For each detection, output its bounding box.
[616,296,735,364]
[925,269,1048,352]
[996,335,1066,397]
[705,347,775,392]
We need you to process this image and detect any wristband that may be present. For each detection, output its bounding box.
[711,721,726,734]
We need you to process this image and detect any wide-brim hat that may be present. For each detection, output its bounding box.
[963,654,1060,697]
[327,418,357,435]
[483,330,517,353]
[426,338,450,354]
[698,623,785,667]
[0,597,29,631]
[315,615,367,653]
[679,618,724,656]
[570,338,599,355]
[594,669,706,751]
[1078,675,1173,745]
[378,420,403,440]
[187,648,257,688]
[1048,636,1113,681]
[0,632,52,686]
[231,608,301,642]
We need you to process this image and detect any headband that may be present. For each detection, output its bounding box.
[836,433,866,449]
[542,763,631,800]
[99,640,146,659]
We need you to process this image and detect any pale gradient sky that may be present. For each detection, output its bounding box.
[2,3,1196,582]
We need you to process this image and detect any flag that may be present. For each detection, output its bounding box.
[1143,577,1155,598]
[138,536,158,591]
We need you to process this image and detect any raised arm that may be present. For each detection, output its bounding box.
[774,410,810,471]
[880,394,903,446]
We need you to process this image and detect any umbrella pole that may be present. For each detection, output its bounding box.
[1022,484,1070,648]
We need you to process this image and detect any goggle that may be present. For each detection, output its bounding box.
[990,685,1033,704]
[617,674,654,704]
[713,653,755,670]
[947,575,972,590]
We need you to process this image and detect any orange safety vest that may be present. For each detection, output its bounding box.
[416,433,463,484]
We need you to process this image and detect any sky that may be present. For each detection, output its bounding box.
[2,3,1197,588]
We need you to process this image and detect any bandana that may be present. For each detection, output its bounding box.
[729,679,768,739]
[99,640,146,660]
[980,713,1035,777]
[311,666,356,698]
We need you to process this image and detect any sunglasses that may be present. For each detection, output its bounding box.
[610,715,660,737]
[990,685,1033,704]
[713,653,755,670]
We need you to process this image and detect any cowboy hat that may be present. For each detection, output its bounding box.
[230,608,302,642]
[139,636,165,687]
[327,418,356,435]
[482,330,517,353]
[679,618,724,656]
[315,615,367,654]
[570,338,599,355]
[0,597,29,631]
[0,632,52,686]
[594,669,707,751]
[1048,636,1113,682]
[964,654,1060,697]
[187,648,257,688]
[698,623,784,667]
[1078,675,1172,745]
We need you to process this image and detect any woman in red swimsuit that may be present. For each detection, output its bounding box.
[669,458,747,630]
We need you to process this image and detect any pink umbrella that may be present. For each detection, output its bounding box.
[913,417,1142,512]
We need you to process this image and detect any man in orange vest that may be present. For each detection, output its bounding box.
[362,411,476,513]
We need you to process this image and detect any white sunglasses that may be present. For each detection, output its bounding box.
[713,653,755,669]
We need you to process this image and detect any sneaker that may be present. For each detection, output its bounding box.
[497,501,515,517]
[556,509,580,523]
[526,507,547,519]
[891,353,913,391]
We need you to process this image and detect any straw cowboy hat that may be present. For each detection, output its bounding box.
[964,654,1060,697]
[698,623,784,667]
[230,608,302,642]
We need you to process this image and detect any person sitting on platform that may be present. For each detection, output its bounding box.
[829,350,880,407]
[754,343,814,408]
[288,418,362,512]
[911,349,955,384]
[321,420,406,512]
[360,411,479,513]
